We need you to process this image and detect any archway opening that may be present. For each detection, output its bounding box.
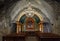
[16,14,44,33]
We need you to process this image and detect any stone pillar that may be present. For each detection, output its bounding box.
[11,23,17,33]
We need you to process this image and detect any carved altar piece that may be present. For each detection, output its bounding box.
[38,21,43,32]
[16,21,22,33]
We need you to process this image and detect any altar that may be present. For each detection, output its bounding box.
[3,31,60,41]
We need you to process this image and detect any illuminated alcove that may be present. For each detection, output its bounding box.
[12,6,52,34]
[10,1,53,34]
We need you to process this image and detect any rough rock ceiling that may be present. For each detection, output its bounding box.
[0,0,19,9]
[0,0,59,9]
[0,0,60,16]
[45,0,60,2]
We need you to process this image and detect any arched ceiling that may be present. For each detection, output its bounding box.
[10,0,55,24]
[15,6,43,21]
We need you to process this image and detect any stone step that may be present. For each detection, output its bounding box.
[26,36,38,41]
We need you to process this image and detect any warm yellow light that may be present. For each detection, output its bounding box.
[16,10,43,22]
[39,22,43,32]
